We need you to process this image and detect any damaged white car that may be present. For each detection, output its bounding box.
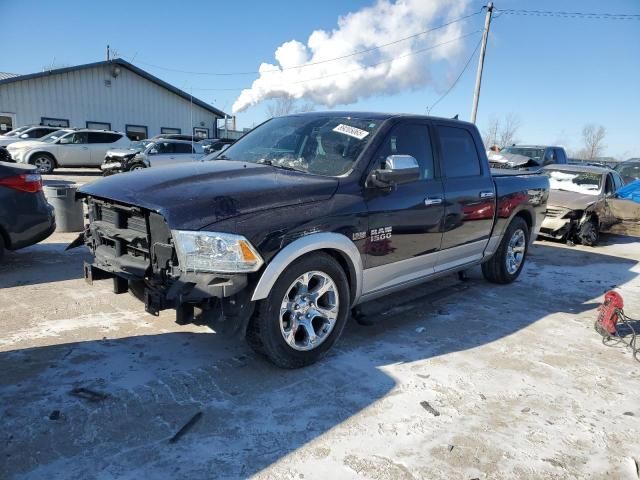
[539,165,625,245]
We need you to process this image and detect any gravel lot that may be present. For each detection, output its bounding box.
[1,169,639,479]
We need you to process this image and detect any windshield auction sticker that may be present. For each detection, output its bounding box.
[333,124,369,140]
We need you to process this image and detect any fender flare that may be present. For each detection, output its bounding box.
[24,150,57,166]
[250,232,363,304]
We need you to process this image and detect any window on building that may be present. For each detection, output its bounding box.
[161,127,181,135]
[437,126,482,178]
[41,117,70,127]
[193,127,209,139]
[126,125,148,141]
[88,132,122,144]
[86,121,111,130]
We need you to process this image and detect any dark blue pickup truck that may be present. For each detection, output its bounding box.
[76,112,549,368]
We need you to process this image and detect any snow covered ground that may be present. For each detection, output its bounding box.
[1,232,639,480]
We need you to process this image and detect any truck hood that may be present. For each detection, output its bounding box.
[547,189,600,210]
[78,160,339,230]
[488,152,533,167]
[106,148,142,157]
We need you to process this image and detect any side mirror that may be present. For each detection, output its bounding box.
[149,148,158,155]
[19,133,29,139]
[369,155,420,188]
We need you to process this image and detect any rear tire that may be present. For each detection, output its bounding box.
[247,252,350,368]
[30,153,56,174]
[0,235,5,261]
[482,217,529,284]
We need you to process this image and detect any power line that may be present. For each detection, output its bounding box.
[494,9,640,20]
[120,9,484,77]
[427,39,482,115]
[188,30,482,92]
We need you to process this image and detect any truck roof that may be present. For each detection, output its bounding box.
[544,164,612,174]
[281,111,473,127]
[509,144,564,150]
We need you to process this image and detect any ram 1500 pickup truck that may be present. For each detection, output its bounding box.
[75,112,549,368]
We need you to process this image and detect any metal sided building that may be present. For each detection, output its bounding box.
[0,58,226,140]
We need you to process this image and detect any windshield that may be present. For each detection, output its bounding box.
[3,126,31,137]
[41,129,72,143]
[214,115,381,176]
[547,169,603,195]
[501,147,545,164]
[129,140,152,151]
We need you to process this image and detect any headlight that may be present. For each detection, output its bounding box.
[562,210,582,220]
[172,230,264,273]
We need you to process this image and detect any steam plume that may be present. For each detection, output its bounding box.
[232,0,472,113]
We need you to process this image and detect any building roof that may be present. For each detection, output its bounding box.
[0,72,19,81]
[0,58,227,118]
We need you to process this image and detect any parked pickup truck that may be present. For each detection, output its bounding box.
[74,112,549,368]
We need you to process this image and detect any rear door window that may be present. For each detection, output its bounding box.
[554,148,567,164]
[174,143,194,154]
[88,132,121,143]
[436,126,481,178]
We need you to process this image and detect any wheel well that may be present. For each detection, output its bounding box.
[514,209,533,232]
[320,248,358,304]
[28,151,57,166]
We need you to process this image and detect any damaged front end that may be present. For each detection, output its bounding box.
[78,196,258,335]
[539,206,598,245]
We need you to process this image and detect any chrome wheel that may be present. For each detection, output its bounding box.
[279,271,339,351]
[33,156,53,173]
[506,228,526,274]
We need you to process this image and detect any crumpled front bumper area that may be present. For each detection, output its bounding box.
[83,197,249,323]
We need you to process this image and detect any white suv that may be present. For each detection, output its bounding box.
[8,129,130,173]
[0,126,61,147]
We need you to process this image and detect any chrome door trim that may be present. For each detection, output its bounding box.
[251,232,363,304]
[361,239,487,297]
[360,256,485,303]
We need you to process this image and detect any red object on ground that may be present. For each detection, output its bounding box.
[596,291,624,335]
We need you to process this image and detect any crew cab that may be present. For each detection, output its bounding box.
[75,112,549,368]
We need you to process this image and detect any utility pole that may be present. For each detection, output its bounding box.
[470,2,494,123]
[106,45,110,62]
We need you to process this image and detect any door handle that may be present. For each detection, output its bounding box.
[424,197,443,206]
[479,191,495,199]
[82,146,88,150]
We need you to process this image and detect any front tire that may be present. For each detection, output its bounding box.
[247,252,350,368]
[482,217,529,284]
[576,219,599,246]
[30,153,56,174]
[128,163,146,172]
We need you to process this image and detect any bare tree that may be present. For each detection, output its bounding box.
[266,97,296,118]
[481,113,521,149]
[580,124,606,160]
[482,116,500,149]
[498,113,521,148]
[266,97,317,118]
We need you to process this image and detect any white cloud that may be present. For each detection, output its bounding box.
[232,0,472,113]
